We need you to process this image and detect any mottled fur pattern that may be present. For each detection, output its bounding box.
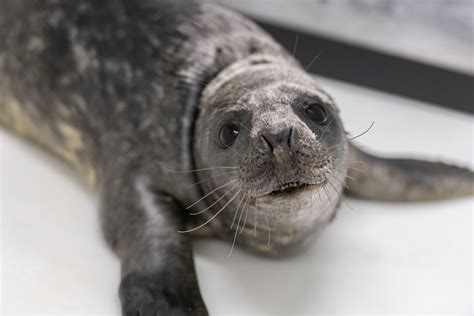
[1,0,472,315]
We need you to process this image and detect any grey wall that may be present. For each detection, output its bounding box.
[214,0,474,74]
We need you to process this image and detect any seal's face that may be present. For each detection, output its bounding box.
[194,56,348,255]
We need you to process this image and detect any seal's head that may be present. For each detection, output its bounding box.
[194,55,348,255]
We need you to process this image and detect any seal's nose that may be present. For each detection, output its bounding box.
[260,127,295,153]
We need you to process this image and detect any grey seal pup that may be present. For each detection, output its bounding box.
[1,0,472,315]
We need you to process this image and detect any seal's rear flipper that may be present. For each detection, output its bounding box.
[345,143,474,201]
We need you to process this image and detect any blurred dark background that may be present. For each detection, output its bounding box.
[214,0,474,113]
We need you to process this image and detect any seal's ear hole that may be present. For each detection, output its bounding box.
[249,45,260,54]
[249,59,271,66]
[218,122,240,148]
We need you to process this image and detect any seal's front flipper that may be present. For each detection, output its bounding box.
[101,172,208,316]
[345,143,473,201]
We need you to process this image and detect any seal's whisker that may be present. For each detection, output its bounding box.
[331,165,359,180]
[327,178,354,210]
[159,165,238,173]
[254,198,258,236]
[276,34,299,102]
[317,188,333,211]
[189,185,238,215]
[236,195,250,234]
[328,173,349,189]
[266,217,272,246]
[189,171,238,187]
[337,142,367,150]
[303,50,323,72]
[291,50,322,89]
[285,34,299,84]
[186,180,237,209]
[230,194,246,230]
[349,121,375,141]
[322,184,335,212]
[319,115,337,141]
[345,174,356,181]
[327,141,348,150]
[228,194,250,258]
[333,163,368,174]
[239,195,251,234]
[178,190,241,234]
[347,166,368,172]
[332,157,365,165]
[332,169,356,182]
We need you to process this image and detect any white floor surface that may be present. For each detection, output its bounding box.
[1,77,473,315]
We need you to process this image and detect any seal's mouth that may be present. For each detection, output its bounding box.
[252,178,327,198]
[269,181,309,195]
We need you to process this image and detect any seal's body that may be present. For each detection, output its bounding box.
[1,1,472,315]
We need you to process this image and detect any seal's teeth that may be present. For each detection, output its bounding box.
[273,181,311,194]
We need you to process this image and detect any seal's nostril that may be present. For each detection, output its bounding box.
[287,128,294,149]
[260,133,273,151]
[260,128,294,153]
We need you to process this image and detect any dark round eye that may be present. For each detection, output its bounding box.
[305,103,328,124]
[218,123,240,148]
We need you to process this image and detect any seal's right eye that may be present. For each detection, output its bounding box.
[218,123,240,148]
[305,103,328,125]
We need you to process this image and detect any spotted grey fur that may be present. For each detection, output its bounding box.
[1,1,472,315]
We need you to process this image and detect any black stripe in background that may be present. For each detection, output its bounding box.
[252,19,473,114]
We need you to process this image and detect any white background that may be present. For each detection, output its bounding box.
[1,77,473,315]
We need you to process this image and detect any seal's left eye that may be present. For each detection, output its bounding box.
[305,103,328,124]
[218,123,240,148]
